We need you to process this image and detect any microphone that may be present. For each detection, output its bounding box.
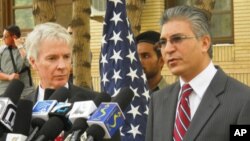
[62,91,91,140]
[0,79,24,136]
[44,88,55,100]
[35,90,107,141]
[86,87,134,141]
[34,117,65,141]
[69,92,111,123]
[34,104,72,141]
[47,87,69,102]
[5,99,33,141]
[26,87,70,141]
[1,79,24,104]
[34,91,74,141]
[68,92,111,141]
[0,134,7,141]
[32,87,70,121]
[26,118,45,141]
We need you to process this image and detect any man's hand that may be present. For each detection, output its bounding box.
[18,48,27,58]
[8,73,20,80]
[14,37,24,47]
[14,37,26,58]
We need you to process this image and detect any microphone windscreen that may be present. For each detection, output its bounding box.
[0,130,6,139]
[69,89,99,103]
[93,92,111,106]
[44,88,55,100]
[71,118,88,131]
[111,87,134,111]
[48,87,70,102]
[13,99,33,136]
[69,92,89,103]
[86,124,105,141]
[0,133,7,141]
[2,79,24,104]
[37,117,64,140]
[31,118,46,129]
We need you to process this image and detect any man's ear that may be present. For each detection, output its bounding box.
[29,57,37,70]
[201,35,211,52]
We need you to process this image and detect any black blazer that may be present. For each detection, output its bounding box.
[23,83,96,102]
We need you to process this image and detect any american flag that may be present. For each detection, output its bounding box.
[99,0,149,141]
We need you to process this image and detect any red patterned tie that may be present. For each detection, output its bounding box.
[173,84,193,141]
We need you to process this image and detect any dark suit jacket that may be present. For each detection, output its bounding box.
[23,83,96,102]
[23,83,120,141]
[146,67,250,141]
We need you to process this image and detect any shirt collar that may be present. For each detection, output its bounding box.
[180,61,217,98]
[157,77,168,90]
[38,82,69,101]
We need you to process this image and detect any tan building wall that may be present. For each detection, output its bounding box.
[89,0,250,91]
[213,0,250,85]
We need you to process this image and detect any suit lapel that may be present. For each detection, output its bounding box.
[184,68,228,141]
[68,82,74,100]
[32,87,39,103]
[163,82,181,141]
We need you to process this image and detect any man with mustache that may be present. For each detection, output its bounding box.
[146,5,250,141]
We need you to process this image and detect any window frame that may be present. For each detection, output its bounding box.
[1,0,34,36]
[211,1,234,44]
[165,0,234,44]
[0,0,73,37]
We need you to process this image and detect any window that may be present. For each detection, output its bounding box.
[0,0,72,36]
[0,0,35,36]
[91,0,106,17]
[13,0,34,30]
[166,0,233,44]
[210,0,233,44]
[0,0,105,36]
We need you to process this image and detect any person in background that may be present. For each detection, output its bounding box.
[136,31,167,94]
[67,24,73,35]
[24,22,120,141]
[146,5,250,141]
[0,25,35,97]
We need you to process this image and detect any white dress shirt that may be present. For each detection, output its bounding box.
[37,83,69,101]
[178,61,217,119]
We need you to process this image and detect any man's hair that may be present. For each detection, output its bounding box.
[136,31,162,58]
[160,5,213,58]
[5,25,21,38]
[25,22,73,60]
[67,23,72,28]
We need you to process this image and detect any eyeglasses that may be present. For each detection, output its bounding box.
[156,35,196,49]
